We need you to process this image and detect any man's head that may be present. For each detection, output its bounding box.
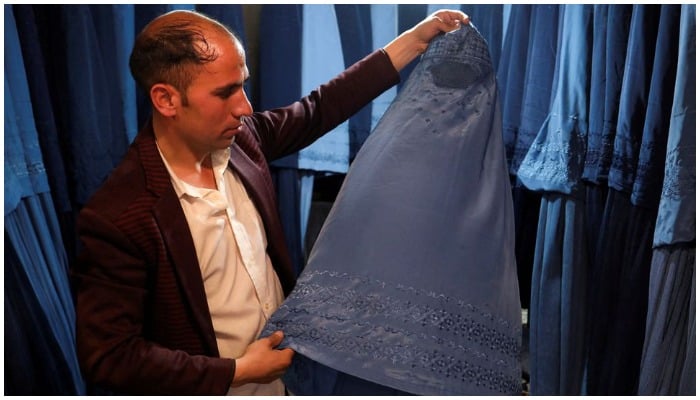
[132,10,253,156]
[129,10,239,105]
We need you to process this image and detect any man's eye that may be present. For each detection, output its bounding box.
[218,89,234,98]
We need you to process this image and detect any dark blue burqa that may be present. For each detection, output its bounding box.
[263,23,522,396]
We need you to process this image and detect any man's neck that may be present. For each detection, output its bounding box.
[171,154,217,190]
[154,121,217,190]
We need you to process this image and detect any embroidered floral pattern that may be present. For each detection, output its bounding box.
[266,270,522,394]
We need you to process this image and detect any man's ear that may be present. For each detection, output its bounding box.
[150,83,181,117]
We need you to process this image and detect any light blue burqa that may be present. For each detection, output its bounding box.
[263,23,522,395]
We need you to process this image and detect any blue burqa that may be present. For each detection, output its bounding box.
[263,23,522,396]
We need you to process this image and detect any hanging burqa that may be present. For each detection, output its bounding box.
[262,23,522,396]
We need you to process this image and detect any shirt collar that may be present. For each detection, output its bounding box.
[156,143,232,199]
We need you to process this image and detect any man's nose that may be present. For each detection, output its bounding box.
[231,90,253,117]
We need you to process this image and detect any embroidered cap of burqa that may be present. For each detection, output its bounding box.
[263,23,522,396]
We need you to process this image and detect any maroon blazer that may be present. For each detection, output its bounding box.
[73,50,399,395]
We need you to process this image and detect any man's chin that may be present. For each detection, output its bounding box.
[220,133,237,146]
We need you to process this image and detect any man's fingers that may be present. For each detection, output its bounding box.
[266,330,284,347]
[278,347,295,359]
[435,10,470,26]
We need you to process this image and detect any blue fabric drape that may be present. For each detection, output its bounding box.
[585,190,657,395]
[608,5,661,194]
[5,197,84,395]
[579,7,622,393]
[528,193,589,395]
[678,263,696,394]
[5,5,85,394]
[12,5,71,214]
[517,5,594,395]
[516,5,592,195]
[582,5,608,184]
[638,4,696,395]
[89,5,137,145]
[638,245,695,395]
[580,6,625,295]
[508,5,559,311]
[266,4,349,173]
[114,6,138,142]
[295,4,348,173]
[605,10,682,392]
[508,4,559,312]
[4,233,77,395]
[5,15,50,200]
[369,5,398,131]
[57,5,131,204]
[273,169,315,277]
[497,5,531,167]
[631,5,681,209]
[511,5,559,178]
[264,23,522,396]
[258,4,302,112]
[579,7,611,287]
[585,6,662,395]
[593,5,633,184]
[652,6,696,248]
[335,5,374,160]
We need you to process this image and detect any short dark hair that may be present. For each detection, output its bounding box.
[128,12,238,104]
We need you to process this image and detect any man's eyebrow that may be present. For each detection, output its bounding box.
[212,76,250,95]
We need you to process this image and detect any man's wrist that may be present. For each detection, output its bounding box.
[383,29,426,72]
[231,357,249,387]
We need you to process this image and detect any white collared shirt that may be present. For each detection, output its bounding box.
[158,145,284,396]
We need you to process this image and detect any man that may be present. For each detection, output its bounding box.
[73,8,468,395]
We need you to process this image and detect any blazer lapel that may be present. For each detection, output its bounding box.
[137,126,219,355]
[229,144,278,232]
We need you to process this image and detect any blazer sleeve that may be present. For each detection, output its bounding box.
[244,49,400,161]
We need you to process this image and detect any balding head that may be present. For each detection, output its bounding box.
[129,10,242,103]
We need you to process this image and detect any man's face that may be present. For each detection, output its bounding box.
[175,32,252,154]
